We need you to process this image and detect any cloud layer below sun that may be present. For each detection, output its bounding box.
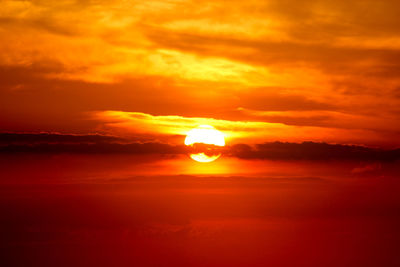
[0,0,400,147]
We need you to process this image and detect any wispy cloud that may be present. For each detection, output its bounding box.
[93,110,400,147]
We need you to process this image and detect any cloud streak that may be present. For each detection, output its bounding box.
[1,133,399,161]
[94,110,400,147]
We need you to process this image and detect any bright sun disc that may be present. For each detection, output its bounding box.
[185,125,225,163]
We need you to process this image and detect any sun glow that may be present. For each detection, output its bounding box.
[185,125,225,163]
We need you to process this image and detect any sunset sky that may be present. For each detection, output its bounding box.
[1,0,400,147]
[1,1,400,266]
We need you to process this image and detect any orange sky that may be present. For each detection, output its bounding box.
[1,0,400,147]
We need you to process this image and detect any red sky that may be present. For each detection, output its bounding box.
[1,153,400,266]
[1,2,400,266]
[1,0,400,147]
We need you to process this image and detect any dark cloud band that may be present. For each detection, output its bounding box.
[1,132,399,161]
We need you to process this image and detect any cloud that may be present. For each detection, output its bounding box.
[0,132,186,155]
[237,107,400,132]
[3,0,400,87]
[228,142,400,161]
[94,110,352,145]
[0,0,400,148]
[1,133,399,161]
[0,132,124,145]
[233,90,338,112]
[94,110,400,147]
[351,163,382,174]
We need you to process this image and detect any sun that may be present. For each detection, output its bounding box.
[184,125,225,163]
